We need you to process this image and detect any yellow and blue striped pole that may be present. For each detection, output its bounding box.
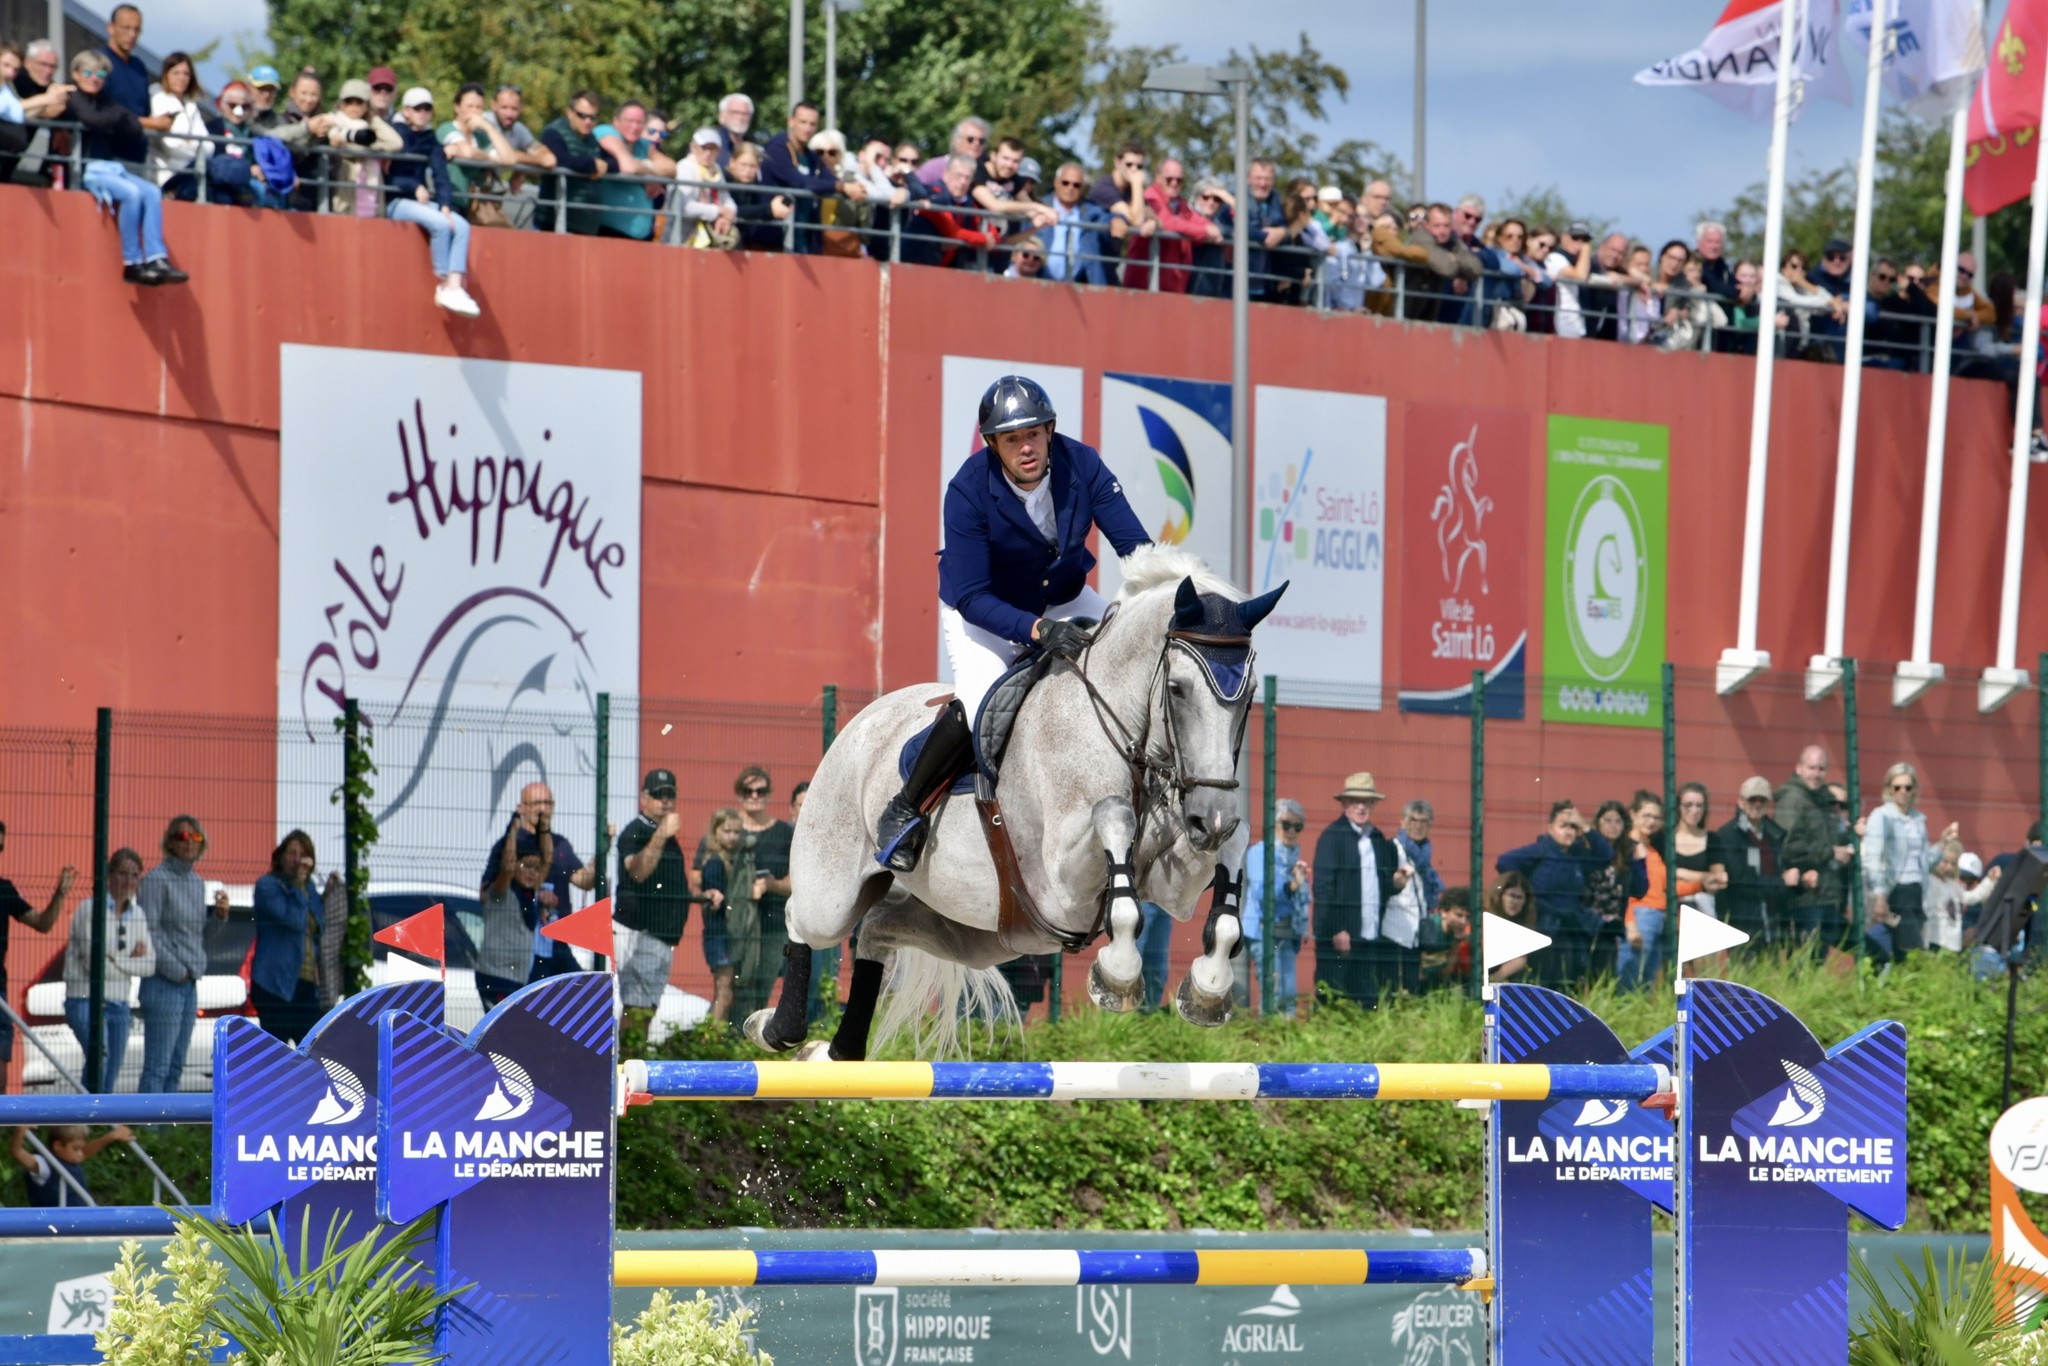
[621,1060,1670,1105]
[613,1247,1488,1288]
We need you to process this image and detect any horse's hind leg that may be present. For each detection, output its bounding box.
[1176,862,1243,1028]
[831,897,1014,1061]
[1085,796,1145,1013]
[746,871,894,1053]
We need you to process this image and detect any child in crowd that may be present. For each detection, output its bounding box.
[1924,841,1999,954]
[10,1124,133,1206]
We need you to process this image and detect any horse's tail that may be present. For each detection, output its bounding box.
[870,947,1021,1060]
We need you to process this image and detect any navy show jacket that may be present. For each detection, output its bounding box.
[937,433,1150,645]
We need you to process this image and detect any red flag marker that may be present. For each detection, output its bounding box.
[541,898,616,963]
[373,902,445,965]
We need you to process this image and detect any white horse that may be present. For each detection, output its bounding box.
[746,545,1286,1059]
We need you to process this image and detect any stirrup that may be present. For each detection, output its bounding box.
[875,799,928,872]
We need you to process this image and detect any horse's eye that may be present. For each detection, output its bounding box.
[1167,679,1186,698]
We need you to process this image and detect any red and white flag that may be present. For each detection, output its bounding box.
[1637,0,1852,121]
[1965,0,2048,216]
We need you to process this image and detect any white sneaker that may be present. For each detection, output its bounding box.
[2032,431,2048,465]
[435,284,481,318]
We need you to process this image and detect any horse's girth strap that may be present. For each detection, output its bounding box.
[976,796,1101,955]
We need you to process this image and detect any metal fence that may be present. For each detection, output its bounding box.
[0,660,2037,1091]
[10,117,1991,371]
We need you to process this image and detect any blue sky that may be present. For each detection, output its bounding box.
[136,0,1991,247]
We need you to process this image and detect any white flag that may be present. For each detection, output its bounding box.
[1636,0,1853,121]
[1845,0,1985,118]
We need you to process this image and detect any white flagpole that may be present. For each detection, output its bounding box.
[1720,0,1804,695]
[1895,38,1972,709]
[1980,51,2048,713]
[1808,0,1891,701]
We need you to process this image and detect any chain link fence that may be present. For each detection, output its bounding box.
[1,660,2040,1093]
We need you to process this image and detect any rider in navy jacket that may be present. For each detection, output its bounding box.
[939,432,1150,647]
[874,375,1149,873]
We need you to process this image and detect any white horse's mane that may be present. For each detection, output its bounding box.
[1111,544,1240,603]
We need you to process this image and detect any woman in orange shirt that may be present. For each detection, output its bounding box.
[1618,790,1668,990]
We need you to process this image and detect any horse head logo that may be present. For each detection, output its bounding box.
[1429,425,1493,596]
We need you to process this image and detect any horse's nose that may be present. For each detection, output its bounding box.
[1186,808,1238,853]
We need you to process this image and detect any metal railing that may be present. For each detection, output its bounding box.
[11,115,1996,369]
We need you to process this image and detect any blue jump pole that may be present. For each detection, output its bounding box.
[0,1206,196,1238]
[0,1094,213,1125]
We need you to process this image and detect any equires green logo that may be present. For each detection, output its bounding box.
[1560,474,1648,682]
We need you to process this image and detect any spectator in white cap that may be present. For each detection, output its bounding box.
[670,125,737,248]
[386,85,481,316]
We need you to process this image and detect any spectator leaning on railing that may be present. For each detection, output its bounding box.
[1123,156,1216,292]
[724,140,794,251]
[539,88,610,234]
[671,126,737,248]
[388,86,482,317]
[0,43,69,186]
[437,82,516,225]
[1325,203,1387,313]
[918,115,989,187]
[143,51,210,194]
[759,100,864,254]
[592,99,675,242]
[1187,176,1233,298]
[323,78,400,217]
[66,49,188,285]
[1038,160,1113,284]
[713,92,752,167]
[205,81,294,211]
[1242,159,1286,299]
[1087,139,1154,261]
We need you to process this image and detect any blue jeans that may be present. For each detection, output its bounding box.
[64,998,132,1091]
[83,161,167,265]
[388,199,471,276]
[1137,902,1174,1011]
[1616,908,1667,991]
[136,976,196,1093]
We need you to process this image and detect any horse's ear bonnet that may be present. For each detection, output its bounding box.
[1165,577,1290,703]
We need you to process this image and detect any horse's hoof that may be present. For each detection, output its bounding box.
[1174,975,1233,1028]
[743,1009,798,1053]
[792,1039,833,1062]
[1088,959,1143,1013]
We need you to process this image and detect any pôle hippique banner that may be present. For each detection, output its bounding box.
[276,345,642,882]
[1541,415,1667,729]
[1398,403,1528,718]
[1251,386,1388,709]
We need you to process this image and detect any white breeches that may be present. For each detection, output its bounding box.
[942,585,1109,723]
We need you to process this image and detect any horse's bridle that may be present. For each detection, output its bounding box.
[1067,607,1255,827]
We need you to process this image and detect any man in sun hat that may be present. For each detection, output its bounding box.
[1312,771,1408,1010]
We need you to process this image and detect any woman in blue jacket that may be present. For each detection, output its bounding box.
[251,830,327,1043]
[389,86,481,317]
[874,374,1151,872]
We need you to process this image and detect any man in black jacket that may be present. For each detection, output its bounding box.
[757,100,864,254]
[1312,772,1408,1010]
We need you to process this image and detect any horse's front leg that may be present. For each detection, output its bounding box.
[1085,796,1145,1012]
[1177,836,1250,1028]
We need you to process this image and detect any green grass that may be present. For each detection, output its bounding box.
[12,951,2034,1235]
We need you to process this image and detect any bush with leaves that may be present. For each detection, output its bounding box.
[1850,1245,2024,1365]
[614,1290,772,1366]
[97,1222,227,1366]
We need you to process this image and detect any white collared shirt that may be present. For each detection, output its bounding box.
[1351,819,1381,939]
[1003,471,1057,543]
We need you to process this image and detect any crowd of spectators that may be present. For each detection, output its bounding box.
[6,3,2031,375]
[1207,743,2031,1017]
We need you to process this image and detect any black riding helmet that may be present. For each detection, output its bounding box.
[978,375,1058,443]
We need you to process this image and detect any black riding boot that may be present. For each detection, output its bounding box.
[875,699,974,872]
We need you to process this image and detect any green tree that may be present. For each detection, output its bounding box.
[1079,32,1405,190]
[266,0,1110,155]
[1700,111,2022,274]
[1492,184,1610,239]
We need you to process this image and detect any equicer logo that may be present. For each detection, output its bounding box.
[307,1059,367,1126]
[1767,1059,1826,1128]
[475,1053,535,1122]
[1571,1098,1630,1128]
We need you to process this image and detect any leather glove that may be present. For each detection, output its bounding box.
[1036,617,1092,661]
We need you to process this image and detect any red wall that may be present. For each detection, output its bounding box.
[5,185,2047,891]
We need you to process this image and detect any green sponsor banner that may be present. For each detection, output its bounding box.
[1542,416,1668,728]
